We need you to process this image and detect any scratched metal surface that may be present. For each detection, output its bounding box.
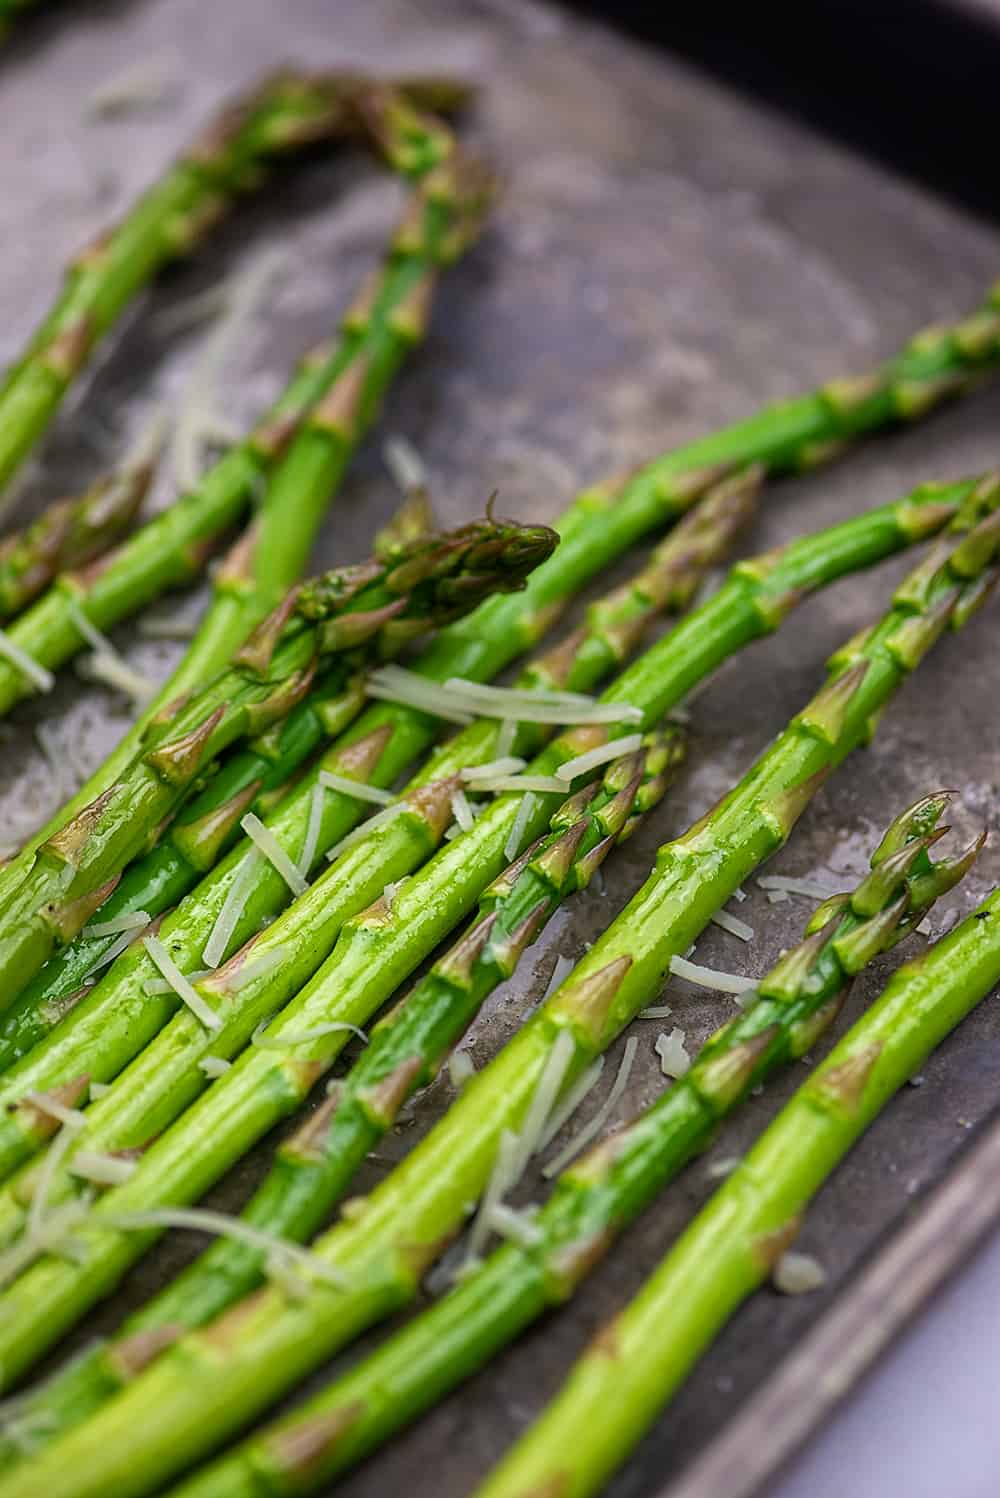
[0,3,999,1496]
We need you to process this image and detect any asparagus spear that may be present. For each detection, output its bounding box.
[0,727,684,1458]
[471,892,1000,1498]
[0,69,469,498]
[0,471,754,1227]
[0,426,160,621]
[137,791,979,1498]
[0,473,991,1416]
[0,510,554,1001]
[0,468,753,1073]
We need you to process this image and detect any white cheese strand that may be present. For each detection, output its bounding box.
[0,629,54,694]
[710,909,755,942]
[240,813,308,897]
[252,1018,367,1051]
[504,791,538,862]
[143,936,221,1031]
[555,734,643,782]
[655,1026,691,1079]
[542,1036,638,1178]
[669,953,757,997]
[104,1207,348,1289]
[82,910,151,939]
[316,771,395,806]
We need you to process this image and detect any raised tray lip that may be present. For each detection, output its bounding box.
[655,1103,1000,1498]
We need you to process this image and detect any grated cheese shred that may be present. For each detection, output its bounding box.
[542,1036,637,1178]
[143,936,221,1031]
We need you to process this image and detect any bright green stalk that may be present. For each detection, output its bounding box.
[0,93,473,905]
[0,473,990,1427]
[0,117,490,1055]
[0,469,754,1228]
[471,893,1000,1498]
[142,791,980,1498]
[0,435,157,621]
[0,727,685,1461]
[0,69,469,498]
[0,506,552,1002]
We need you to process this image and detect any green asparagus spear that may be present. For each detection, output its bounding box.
[0,510,554,1000]
[0,469,754,1231]
[0,726,684,1459]
[0,472,991,1422]
[0,423,160,621]
[0,69,469,497]
[0,468,753,1074]
[142,791,980,1498]
[470,892,1000,1498]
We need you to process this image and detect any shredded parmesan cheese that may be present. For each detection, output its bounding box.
[732,885,747,902]
[537,1057,605,1152]
[556,734,643,782]
[82,910,151,940]
[496,719,518,758]
[542,954,575,1004]
[365,668,473,724]
[504,792,538,862]
[316,771,395,806]
[240,813,308,897]
[20,1092,86,1130]
[450,787,475,833]
[542,1036,637,1178]
[252,1018,367,1051]
[0,1199,90,1289]
[203,849,264,966]
[707,1155,741,1179]
[70,1149,138,1186]
[171,250,285,491]
[710,909,755,942]
[81,921,150,979]
[669,953,757,998]
[461,757,527,782]
[297,784,326,879]
[104,1207,348,1288]
[757,874,841,900]
[81,650,156,707]
[0,629,54,694]
[773,1250,827,1295]
[87,57,178,116]
[472,774,567,795]
[89,1082,111,1099]
[383,434,427,497]
[143,936,221,1031]
[226,946,288,993]
[655,1027,691,1079]
[465,1128,521,1262]
[486,1203,543,1249]
[198,1056,231,1078]
[448,1050,476,1090]
[443,676,643,725]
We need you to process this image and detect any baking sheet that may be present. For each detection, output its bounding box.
[1,3,999,1496]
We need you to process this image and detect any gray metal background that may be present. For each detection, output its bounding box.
[1,2,998,1495]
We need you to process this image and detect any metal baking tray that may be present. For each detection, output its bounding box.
[1,3,999,1496]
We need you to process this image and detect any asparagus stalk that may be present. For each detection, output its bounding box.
[0,510,554,1001]
[0,69,469,498]
[0,473,990,1417]
[0,425,160,621]
[0,471,754,1223]
[141,791,980,1498]
[471,893,1000,1498]
[0,727,684,1458]
[0,92,477,891]
[0,467,754,1073]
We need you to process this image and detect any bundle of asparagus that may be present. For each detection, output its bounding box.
[472,885,1000,1498]
[0,68,469,495]
[0,508,555,999]
[0,472,962,1276]
[122,791,978,1498]
[0,479,994,1498]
